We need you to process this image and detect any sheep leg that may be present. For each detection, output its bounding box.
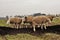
[25,23,27,28]
[41,24,43,29]
[33,25,36,32]
[43,24,47,29]
[13,24,16,28]
[38,24,41,28]
[16,24,19,29]
[24,23,27,28]
[26,26,27,28]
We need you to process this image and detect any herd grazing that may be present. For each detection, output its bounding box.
[6,15,56,32]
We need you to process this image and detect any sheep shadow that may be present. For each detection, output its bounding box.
[0,25,60,36]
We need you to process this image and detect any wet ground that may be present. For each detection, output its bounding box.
[0,25,60,35]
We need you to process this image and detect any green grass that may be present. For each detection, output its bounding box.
[52,17,60,24]
[5,34,42,40]
[0,19,8,26]
[0,33,60,40]
[0,19,11,28]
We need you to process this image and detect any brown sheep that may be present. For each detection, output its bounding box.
[6,17,22,29]
[32,16,51,31]
[23,16,34,28]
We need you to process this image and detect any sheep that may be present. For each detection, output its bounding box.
[32,16,51,31]
[6,17,22,29]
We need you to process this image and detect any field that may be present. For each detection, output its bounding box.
[0,17,60,40]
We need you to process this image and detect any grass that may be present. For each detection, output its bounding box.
[5,34,42,40]
[52,17,60,24]
[0,33,60,40]
[0,19,8,26]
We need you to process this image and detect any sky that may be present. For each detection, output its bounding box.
[0,0,60,17]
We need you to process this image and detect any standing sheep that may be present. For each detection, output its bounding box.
[6,17,22,29]
[32,16,51,31]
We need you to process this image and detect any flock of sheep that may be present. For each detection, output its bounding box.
[6,15,56,32]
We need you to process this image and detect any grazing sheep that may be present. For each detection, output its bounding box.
[6,17,22,29]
